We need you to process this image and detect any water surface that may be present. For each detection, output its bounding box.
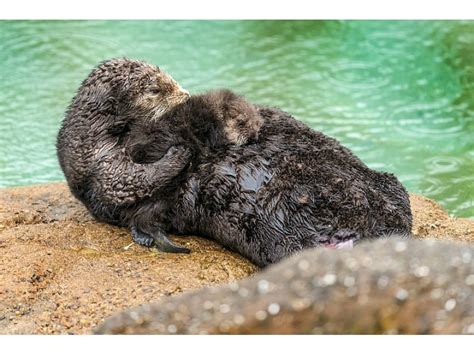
[0,21,473,218]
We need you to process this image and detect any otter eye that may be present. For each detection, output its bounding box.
[148,87,161,95]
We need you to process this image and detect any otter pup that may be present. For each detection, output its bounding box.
[128,89,263,165]
[130,106,412,267]
[57,58,262,252]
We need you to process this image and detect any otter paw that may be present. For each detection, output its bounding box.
[164,145,181,156]
[131,227,154,247]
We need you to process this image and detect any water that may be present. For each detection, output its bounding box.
[0,20,473,219]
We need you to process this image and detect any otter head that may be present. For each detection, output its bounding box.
[120,59,190,120]
[79,58,189,136]
[206,89,264,146]
[223,101,263,145]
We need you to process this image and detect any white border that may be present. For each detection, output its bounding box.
[0,0,474,19]
[1,0,473,351]
[1,335,472,355]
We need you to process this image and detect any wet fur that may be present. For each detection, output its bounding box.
[57,58,263,254]
[57,58,412,267]
[130,107,413,267]
[56,58,191,226]
[128,89,263,166]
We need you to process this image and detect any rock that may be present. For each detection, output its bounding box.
[0,183,473,334]
[410,194,474,242]
[95,238,474,334]
[0,183,257,334]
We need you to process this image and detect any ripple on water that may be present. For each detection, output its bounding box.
[424,156,464,175]
[1,27,124,73]
[323,60,391,91]
[456,200,474,218]
[390,101,468,138]
[365,26,432,56]
[0,21,473,219]
[401,176,446,197]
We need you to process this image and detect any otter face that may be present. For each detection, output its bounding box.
[199,89,263,146]
[84,58,189,128]
[216,90,263,146]
[224,107,263,145]
[125,62,190,120]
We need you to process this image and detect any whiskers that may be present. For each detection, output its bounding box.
[150,104,170,121]
[149,95,188,121]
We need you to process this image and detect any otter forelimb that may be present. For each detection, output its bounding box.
[90,145,192,208]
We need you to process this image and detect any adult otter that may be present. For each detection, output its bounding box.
[130,107,412,267]
[56,58,194,252]
[57,58,262,252]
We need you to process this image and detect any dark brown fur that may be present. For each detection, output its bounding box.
[57,58,263,252]
[122,89,264,250]
[56,58,191,226]
[130,107,413,267]
[128,89,263,166]
[58,58,412,267]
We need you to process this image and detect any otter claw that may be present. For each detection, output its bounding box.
[165,145,183,157]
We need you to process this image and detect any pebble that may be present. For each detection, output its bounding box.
[255,310,267,321]
[257,280,270,294]
[395,288,409,302]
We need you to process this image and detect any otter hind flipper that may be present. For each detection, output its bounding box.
[153,231,191,254]
[131,226,155,247]
[131,226,190,254]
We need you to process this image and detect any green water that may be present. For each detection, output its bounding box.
[0,20,473,218]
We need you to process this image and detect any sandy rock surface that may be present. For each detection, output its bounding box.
[0,183,473,334]
[0,183,257,334]
[410,194,474,242]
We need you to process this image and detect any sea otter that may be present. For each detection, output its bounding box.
[129,106,413,267]
[56,58,195,252]
[128,88,263,165]
[124,88,263,248]
[57,58,262,252]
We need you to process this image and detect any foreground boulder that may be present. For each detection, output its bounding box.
[96,238,474,334]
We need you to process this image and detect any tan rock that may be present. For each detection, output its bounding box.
[0,183,472,334]
[0,183,257,334]
[410,194,474,242]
